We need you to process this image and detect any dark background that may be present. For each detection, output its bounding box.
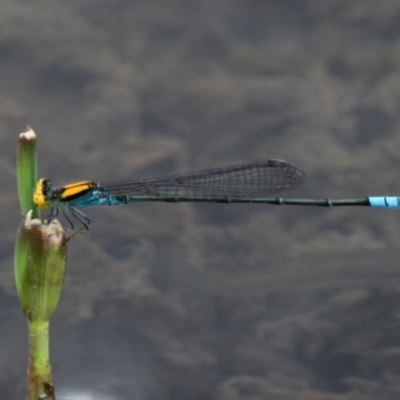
[2,1,400,399]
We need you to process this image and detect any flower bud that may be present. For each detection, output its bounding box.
[14,210,67,322]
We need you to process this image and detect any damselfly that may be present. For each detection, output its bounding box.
[33,159,400,232]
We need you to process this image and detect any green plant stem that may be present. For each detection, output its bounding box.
[27,321,54,400]
[15,128,67,400]
[17,126,38,217]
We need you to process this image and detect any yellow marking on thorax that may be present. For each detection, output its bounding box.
[59,181,93,201]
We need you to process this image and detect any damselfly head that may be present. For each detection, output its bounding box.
[33,178,53,209]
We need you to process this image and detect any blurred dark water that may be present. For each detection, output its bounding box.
[2,1,400,399]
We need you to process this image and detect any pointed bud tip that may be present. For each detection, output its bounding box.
[19,126,36,141]
[23,210,66,246]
